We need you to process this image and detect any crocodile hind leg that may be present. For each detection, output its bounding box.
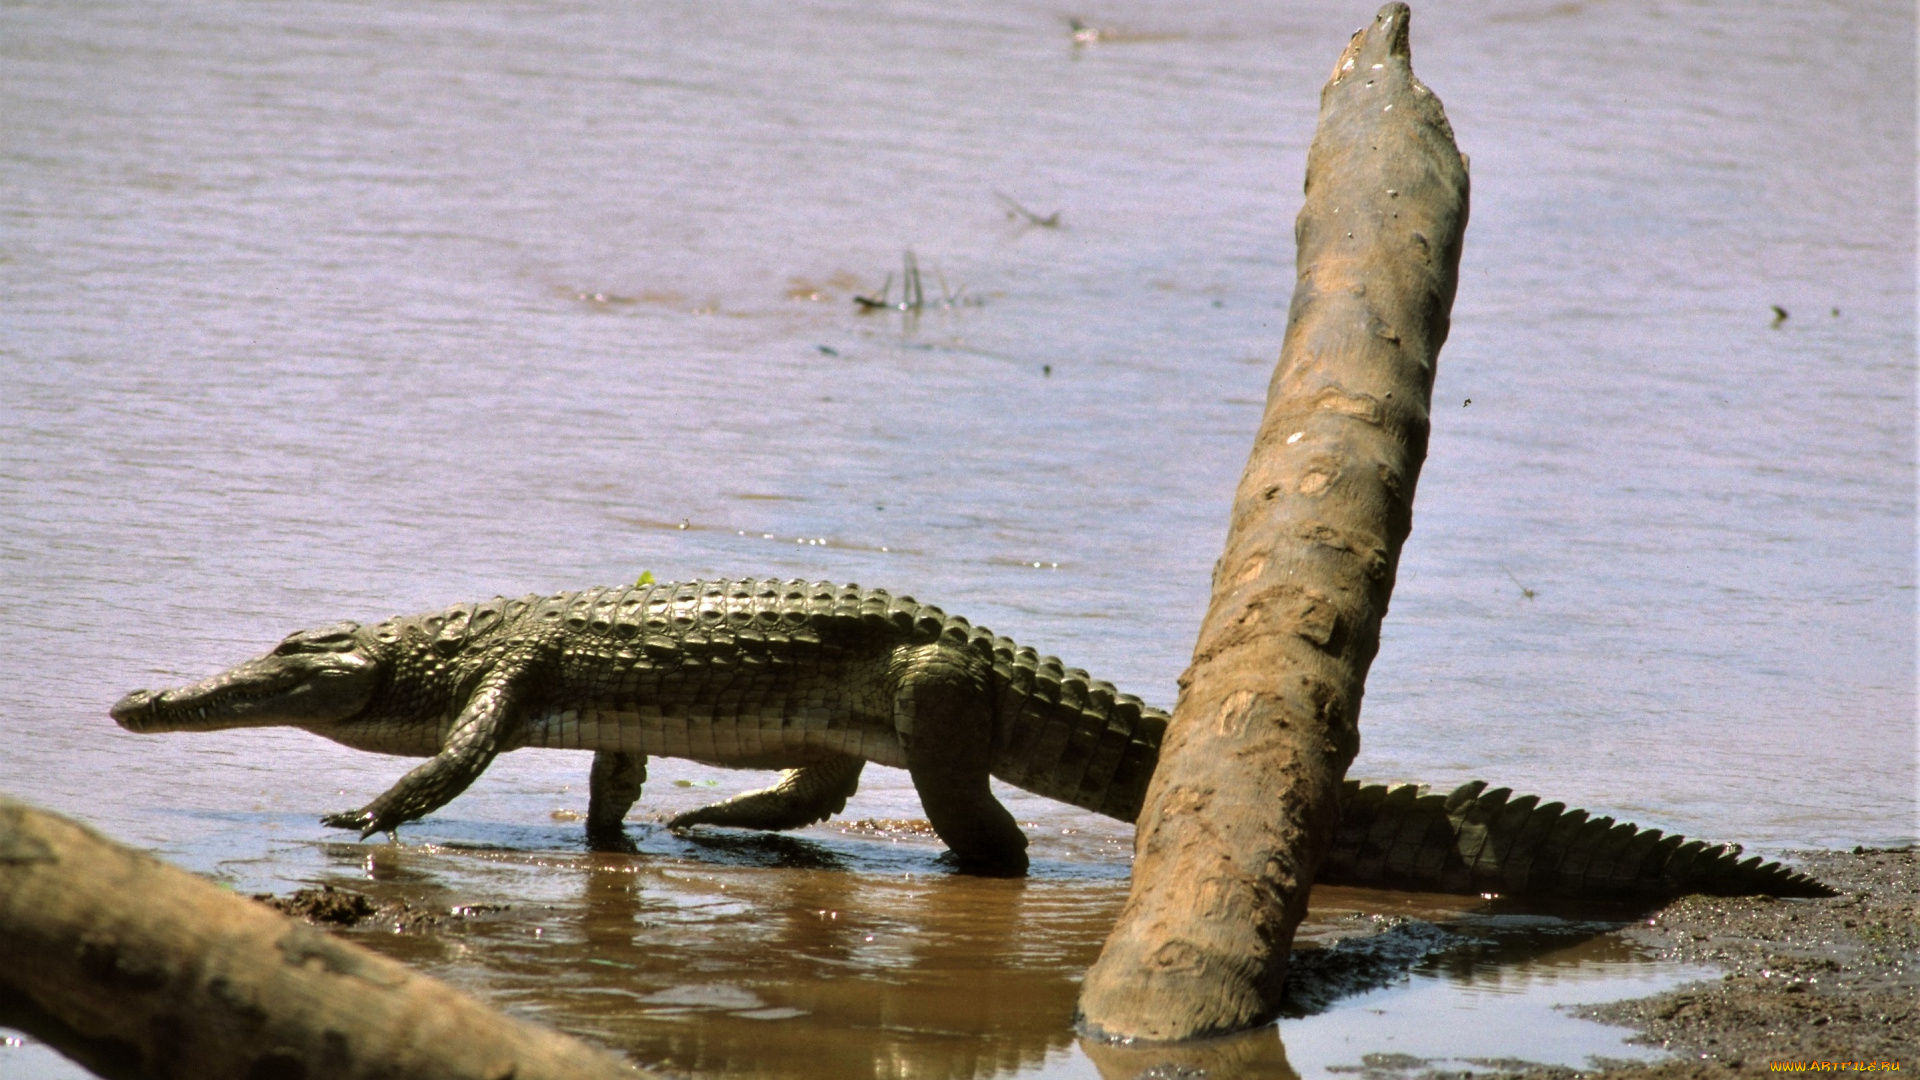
[666,755,865,832]
[896,644,1029,876]
[586,750,648,852]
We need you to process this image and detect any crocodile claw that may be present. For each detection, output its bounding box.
[320,808,389,840]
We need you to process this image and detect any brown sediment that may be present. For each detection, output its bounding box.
[255,883,380,925]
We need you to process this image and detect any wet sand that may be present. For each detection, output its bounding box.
[1566,847,1917,1077]
[1319,847,1916,1079]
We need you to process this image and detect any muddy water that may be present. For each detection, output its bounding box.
[1,0,1912,1076]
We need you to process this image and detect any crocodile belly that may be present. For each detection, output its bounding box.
[520,706,905,769]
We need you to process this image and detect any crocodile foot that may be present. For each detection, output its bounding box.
[584,819,638,854]
[321,807,400,841]
[668,758,864,833]
[935,849,1028,878]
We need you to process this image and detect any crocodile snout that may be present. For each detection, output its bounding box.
[111,689,157,730]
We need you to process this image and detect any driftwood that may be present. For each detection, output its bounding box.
[1077,3,1468,1041]
[0,794,648,1080]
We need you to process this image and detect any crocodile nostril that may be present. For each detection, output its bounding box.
[110,690,155,726]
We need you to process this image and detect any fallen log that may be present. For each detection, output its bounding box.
[1076,2,1469,1041]
[0,794,648,1080]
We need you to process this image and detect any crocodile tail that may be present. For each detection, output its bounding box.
[983,639,1168,823]
[1319,780,1834,901]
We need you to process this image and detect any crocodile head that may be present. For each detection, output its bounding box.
[112,623,383,734]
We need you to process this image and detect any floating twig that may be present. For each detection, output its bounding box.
[995,190,1061,228]
[852,272,892,311]
[935,267,967,306]
[854,250,981,314]
[1501,565,1536,600]
[902,248,924,311]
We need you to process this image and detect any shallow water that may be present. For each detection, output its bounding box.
[0,822,1714,1080]
[1,0,1912,1075]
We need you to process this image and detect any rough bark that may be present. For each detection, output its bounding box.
[1076,2,1468,1042]
[0,794,648,1080]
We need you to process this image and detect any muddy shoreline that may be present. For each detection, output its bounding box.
[1377,847,1916,1080]
[1560,847,1917,1078]
[246,846,1914,1078]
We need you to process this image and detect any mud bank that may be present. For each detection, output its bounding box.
[1568,846,1916,1077]
[1338,847,1915,1080]
[253,882,512,932]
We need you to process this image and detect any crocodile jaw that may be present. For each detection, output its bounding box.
[112,623,381,734]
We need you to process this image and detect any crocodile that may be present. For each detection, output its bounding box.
[110,579,1829,897]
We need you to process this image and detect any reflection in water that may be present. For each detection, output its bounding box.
[289,839,1685,1080]
[332,837,1126,1078]
[1081,1027,1299,1080]
[1278,940,1715,1076]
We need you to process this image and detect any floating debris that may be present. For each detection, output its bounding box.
[1064,17,1184,46]
[852,273,893,310]
[571,290,638,306]
[854,250,976,312]
[1068,17,1112,45]
[901,249,925,310]
[995,190,1061,228]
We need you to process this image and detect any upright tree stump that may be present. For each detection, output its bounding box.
[1077,3,1469,1041]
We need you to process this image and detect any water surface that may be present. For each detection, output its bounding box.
[2,0,1912,1075]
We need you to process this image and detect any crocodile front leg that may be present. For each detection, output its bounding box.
[667,756,864,832]
[586,750,648,852]
[896,645,1029,876]
[322,662,529,839]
